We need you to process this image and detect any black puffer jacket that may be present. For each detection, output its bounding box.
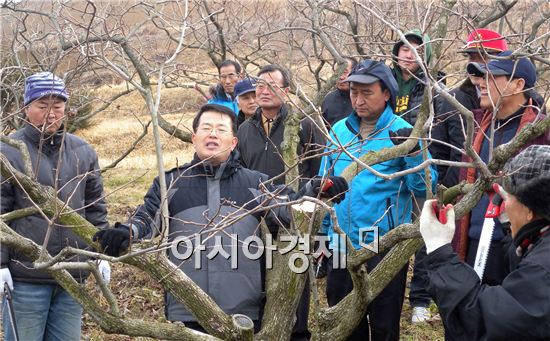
[426,220,550,341]
[237,105,325,187]
[431,79,479,187]
[128,151,293,322]
[1,125,108,283]
[321,88,353,127]
[391,68,447,126]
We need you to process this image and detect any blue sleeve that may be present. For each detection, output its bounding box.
[207,98,239,114]
[403,143,438,197]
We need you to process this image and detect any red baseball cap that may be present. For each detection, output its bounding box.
[461,29,508,54]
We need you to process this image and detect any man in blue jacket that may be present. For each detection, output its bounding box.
[207,60,242,113]
[319,59,437,341]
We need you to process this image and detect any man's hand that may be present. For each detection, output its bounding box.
[0,268,13,291]
[420,200,455,254]
[310,176,349,204]
[97,260,111,284]
[389,128,420,153]
[93,223,131,257]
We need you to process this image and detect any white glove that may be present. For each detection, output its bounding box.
[98,260,111,284]
[420,200,456,254]
[1,268,13,291]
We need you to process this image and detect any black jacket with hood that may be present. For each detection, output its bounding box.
[237,104,325,187]
[391,29,440,126]
[431,79,479,187]
[0,124,108,283]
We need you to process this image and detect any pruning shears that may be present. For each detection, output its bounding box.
[431,200,450,224]
[321,178,333,192]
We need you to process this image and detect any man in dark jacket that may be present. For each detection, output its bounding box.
[237,64,325,186]
[1,72,109,341]
[237,64,325,340]
[409,29,509,324]
[321,57,357,127]
[93,104,347,335]
[420,145,550,341]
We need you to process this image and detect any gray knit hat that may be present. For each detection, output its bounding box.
[502,145,550,220]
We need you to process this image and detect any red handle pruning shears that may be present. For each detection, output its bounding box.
[321,178,334,192]
[431,201,450,224]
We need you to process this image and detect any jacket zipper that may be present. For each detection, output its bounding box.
[386,198,395,230]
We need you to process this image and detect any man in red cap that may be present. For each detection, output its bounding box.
[431,28,508,187]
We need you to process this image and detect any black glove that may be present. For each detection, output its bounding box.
[93,222,131,256]
[389,128,420,153]
[309,176,348,204]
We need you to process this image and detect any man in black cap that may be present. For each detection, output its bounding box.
[454,51,550,286]
[234,77,258,127]
[419,144,550,341]
[318,59,437,341]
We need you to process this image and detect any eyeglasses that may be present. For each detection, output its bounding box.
[197,126,233,135]
[220,73,238,80]
[256,80,286,91]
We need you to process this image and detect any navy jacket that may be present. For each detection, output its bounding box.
[1,125,108,283]
[426,220,550,341]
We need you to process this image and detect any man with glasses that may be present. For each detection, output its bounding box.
[237,64,324,187]
[431,29,508,188]
[405,29,507,324]
[207,60,243,114]
[236,64,325,340]
[453,51,549,286]
[93,104,347,335]
[319,59,437,341]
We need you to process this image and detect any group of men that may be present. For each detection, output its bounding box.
[1,27,549,341]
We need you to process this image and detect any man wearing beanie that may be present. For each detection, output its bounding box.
[318,59,437,341]
[390,29,446,324]
[419,145,550,340]
[453,51,550,288]
[0,71,109,340]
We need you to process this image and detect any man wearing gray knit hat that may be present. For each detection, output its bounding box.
[1,71,109,340]
[418,144,550,340]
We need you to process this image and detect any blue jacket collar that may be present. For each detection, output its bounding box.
[345,104,395,136]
